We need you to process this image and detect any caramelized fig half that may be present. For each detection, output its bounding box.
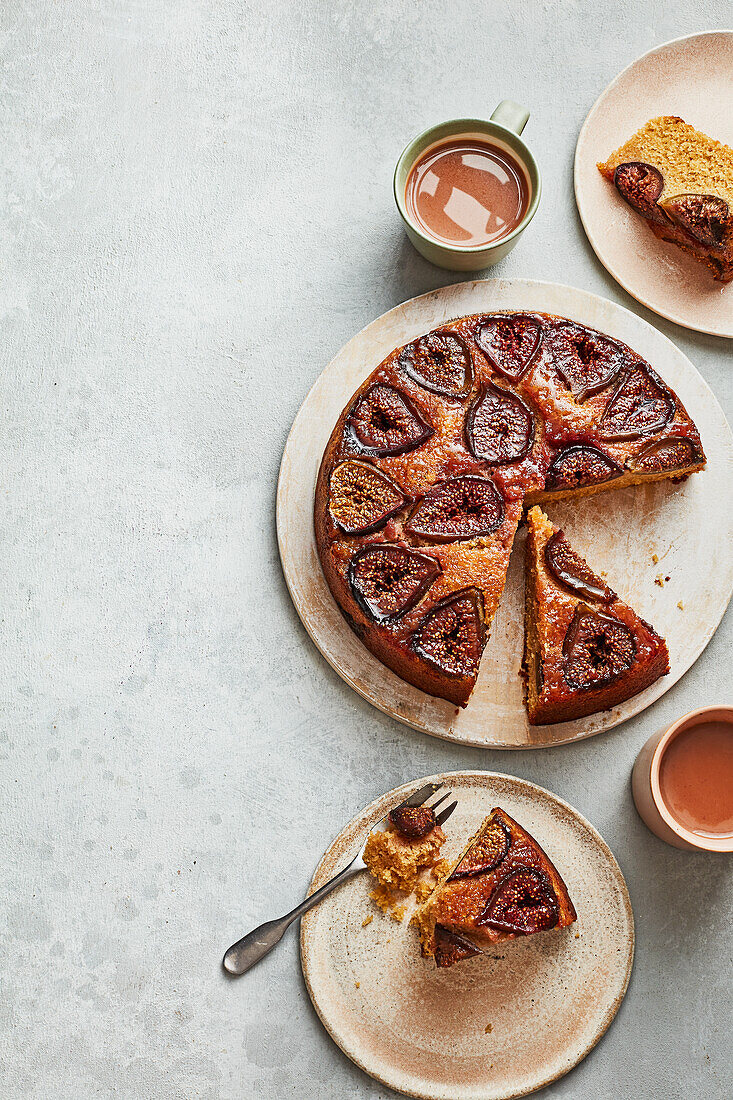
[545,445,621,492]
[477,868,559,934]
[627,435,704,475]
[474,313,543,382]
[328,460,406,534]
[447,818,511,881]
[406,476,505,542]
[544,530,614,603]
[348,543,440,622]
[434,925,481,968]
[562,603,636,691]
[389,804,437,839]
[466,382,534,465]
[399,331,472,398]
[411,587,485,678]
[346,383,433,456]
[660,193,730,250]
[546,322,625,402]
[600,365,675,441]
[613,161,666,223]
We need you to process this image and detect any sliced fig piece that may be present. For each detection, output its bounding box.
[346,383,433,456]
[405,476,505,543]
[328,461,406,535]
[434,925,481,968]
[466,382,534,466]
[447,818,511,881]
[411,587,485,678]
[660,193,730,249]
[399,332,472,398]
[477,868,559,934]
[562,603,636,691]
[600,365,675,441]
[544,530,614,603]
[389,804,437,839]
[627,435,704,474]
[545,322,625,402]
[613,161,666,224]
[348,544,440,623]
[474,313,543,382]
[545,445,621,492]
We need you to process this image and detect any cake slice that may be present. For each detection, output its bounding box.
[597,116,733,281]
[416,807,576,967]
[523,506,669,725]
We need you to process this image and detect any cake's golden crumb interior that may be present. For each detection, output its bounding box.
[363,823,447,923]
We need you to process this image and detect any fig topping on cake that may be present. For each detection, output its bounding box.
[561,604,636,690]
[476,868,559,934]
[545,322,625,402]
[388,804,437,839]
[411,588,485,677]
[447,818,511,880]
[434,925,481,968]
[466,382,535,465]
[627,435,703,474]
[399,332,472,398]
[346,383,433,456]
[545,445,621,492]
[660,193,730,249]
[613,161,666,223]
[600,365,675,441]
[544,530,614,603]
[405,475,505,542]
[328,461,406,534]
[348,544,440,622]
[474,313,543,382]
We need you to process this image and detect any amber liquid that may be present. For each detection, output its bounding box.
[659,721,733,838]
[405,137,529,247]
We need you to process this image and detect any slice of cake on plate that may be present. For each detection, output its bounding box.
[523,506,669,725]
[416,807,576,967]
[597,116,733,282]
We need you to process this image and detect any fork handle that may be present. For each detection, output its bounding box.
[222,861,363,976]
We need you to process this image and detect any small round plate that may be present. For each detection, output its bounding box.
[575,30,733,337]
[301,771,634,1100]
[276,278,733,748]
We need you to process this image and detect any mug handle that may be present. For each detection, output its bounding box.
[491,100,530,136]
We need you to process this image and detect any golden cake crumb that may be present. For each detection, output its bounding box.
[355,981,360,988]
[677,601,684,610]
[655,574,665,587]
[484,1023,493,1034]
[361,915,373,928]
[652,553,659,564]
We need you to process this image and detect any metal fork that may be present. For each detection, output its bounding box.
[222,782,457,976]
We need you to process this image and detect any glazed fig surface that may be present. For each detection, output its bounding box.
[447,818,510,881]
[561,604,636,691]
[328,461,406,534]
[348,544,440,622]
[399,332,472,397]
[434,925,481,968]
[406,475,505,542]
[347,383,433,456]
[477,868,559,934]
[411,587,485,678]
[466,382,534,465]
[474,313,542,382]
[600,366,675,441]
[613,161,666,223]
[627,435,702,474]
[388,804,437,839]
[660,193,730,249]
[546,322,625,402]
[545,445,621,492]
[544,530,614,603]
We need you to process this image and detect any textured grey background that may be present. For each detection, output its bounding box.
[1,2,731,1098]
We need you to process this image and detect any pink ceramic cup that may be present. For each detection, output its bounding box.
[631,705,733,852]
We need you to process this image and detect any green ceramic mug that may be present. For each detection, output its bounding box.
[393,101,541,271]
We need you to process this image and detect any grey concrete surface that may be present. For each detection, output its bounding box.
[1,2,731,1098]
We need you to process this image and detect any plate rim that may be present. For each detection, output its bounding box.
[574,28,733,338]
[300,769,635,1100]
[276,277,733,749]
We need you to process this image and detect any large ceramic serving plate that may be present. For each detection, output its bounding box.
[276,278,733,748]
[301,771,634,1100]
[575,30,733,337]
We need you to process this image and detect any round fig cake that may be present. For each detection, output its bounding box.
[313,311,705,715]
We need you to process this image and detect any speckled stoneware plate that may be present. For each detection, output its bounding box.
[575,30,733,337]
[301,771,634,1100]
[276,278,733,748]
